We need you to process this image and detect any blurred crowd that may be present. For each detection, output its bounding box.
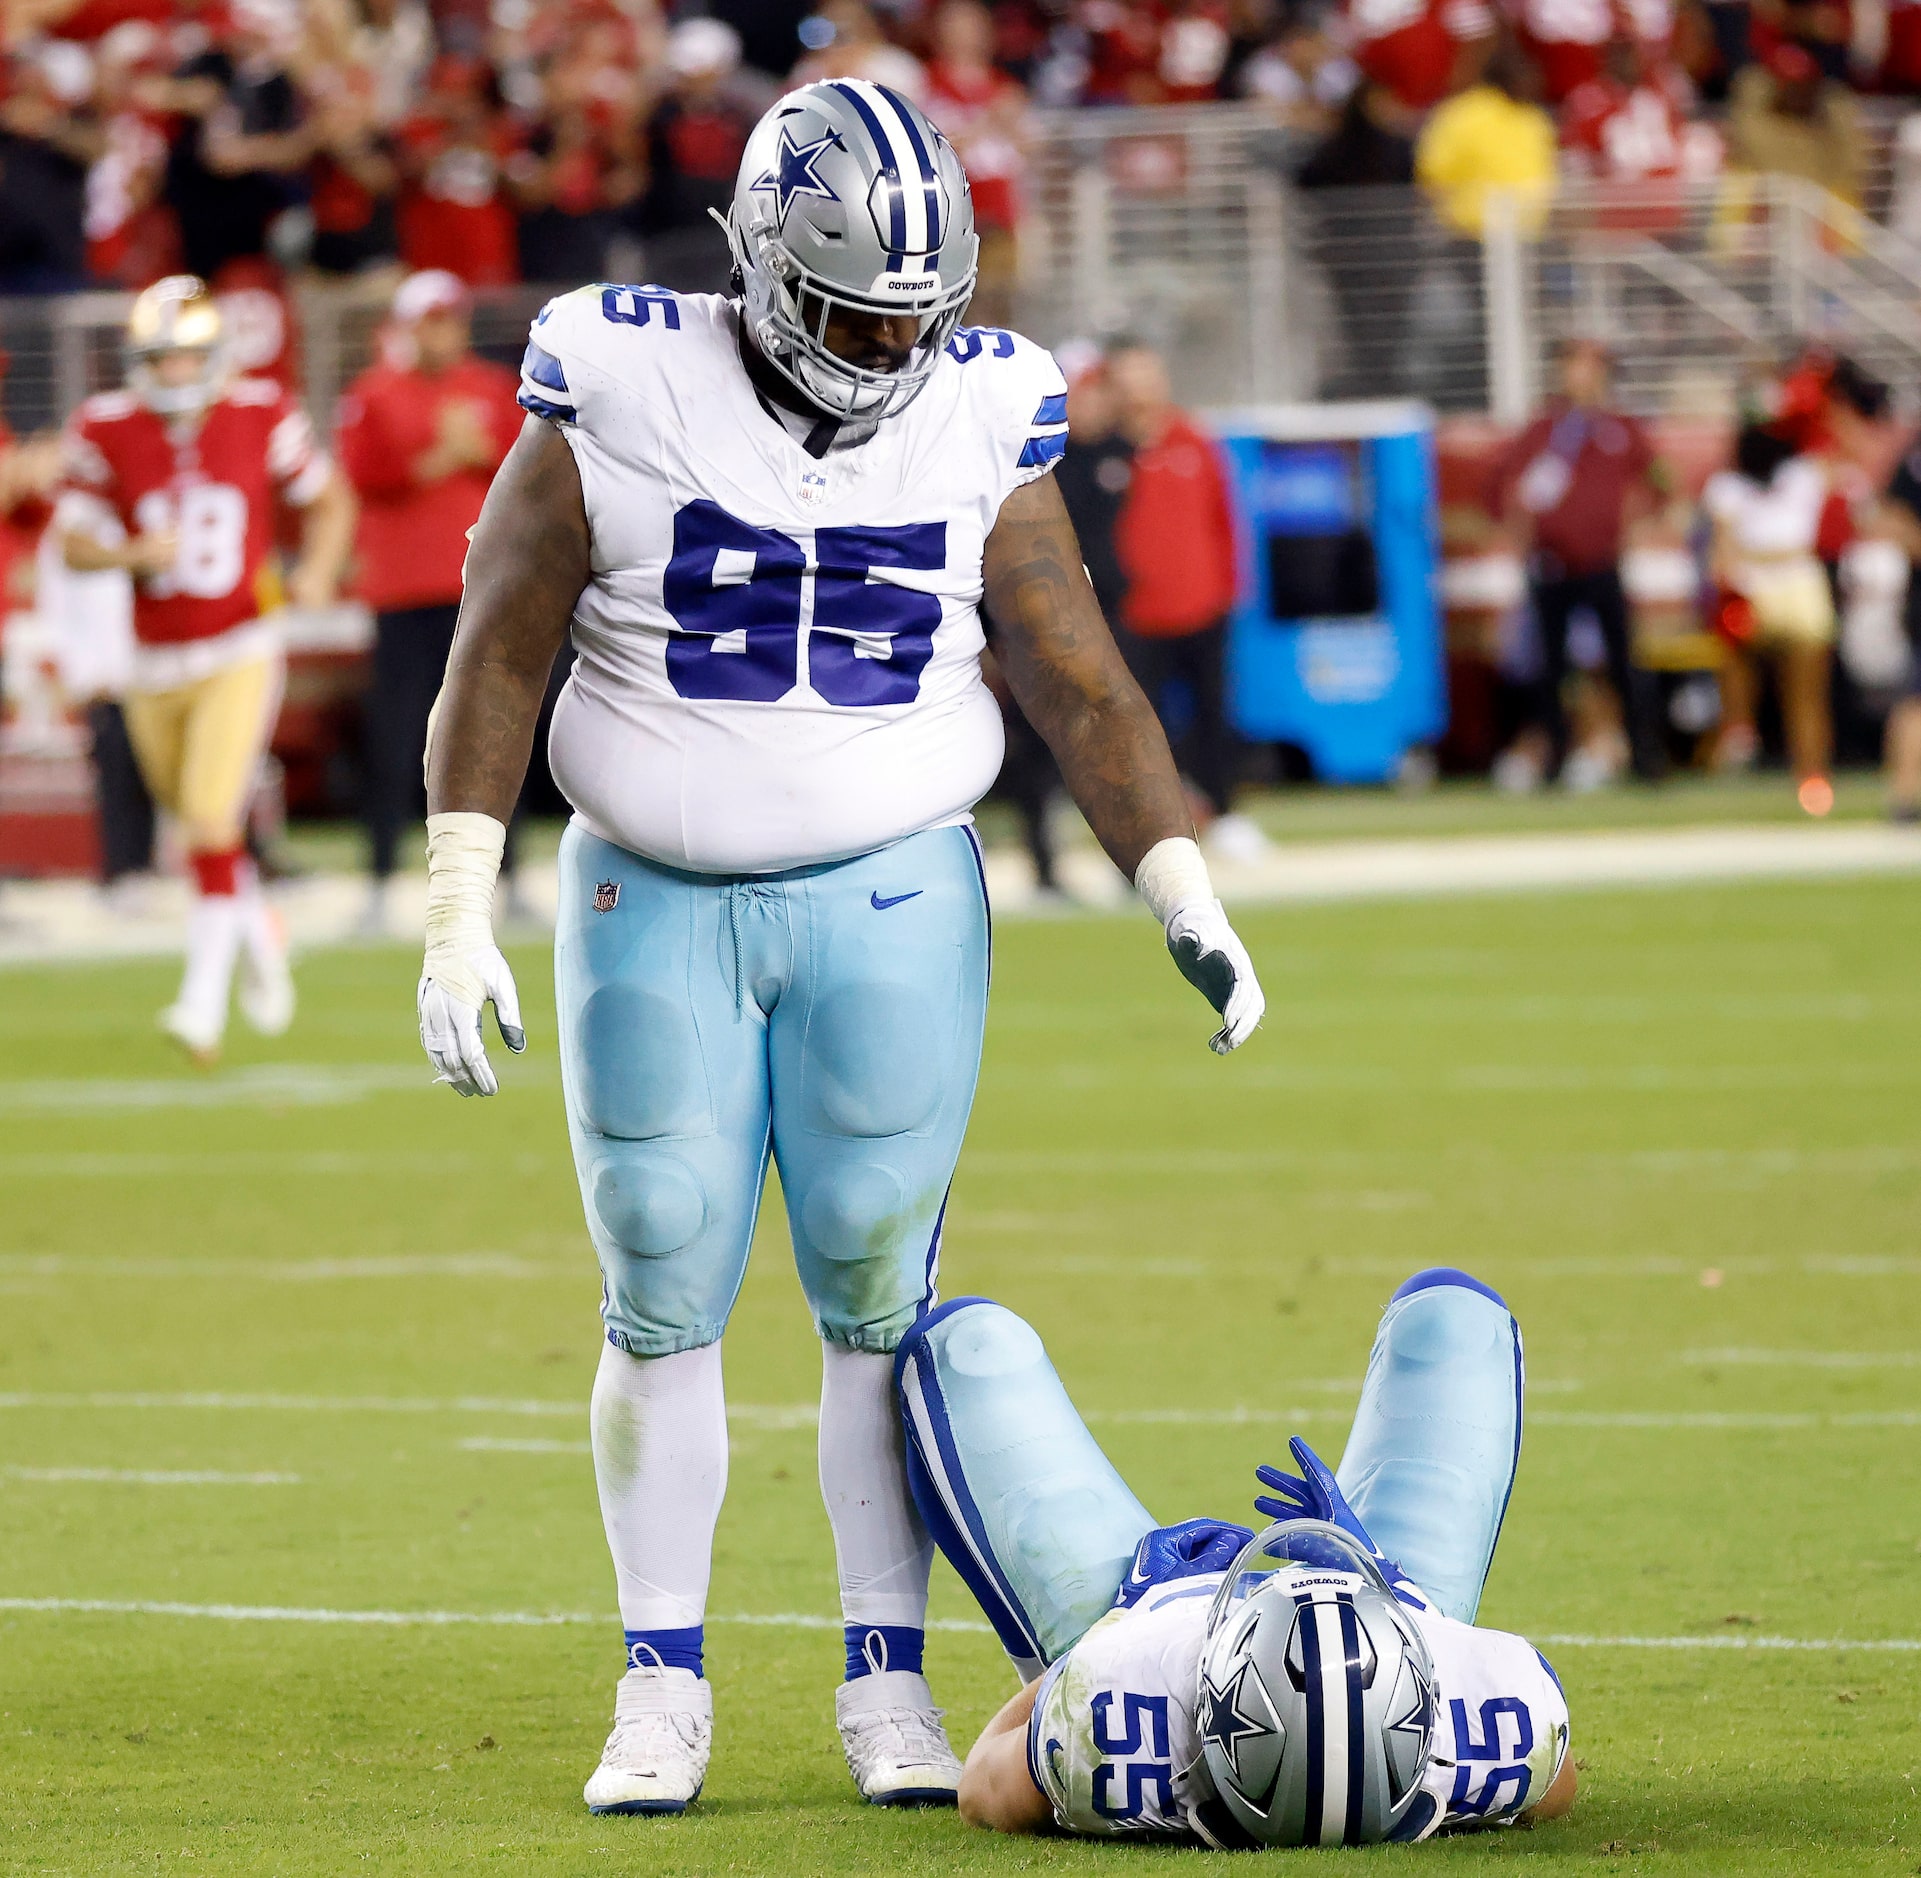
[0,0,1915,302]
[0,0,1036,306]
[1476,332,1921,816]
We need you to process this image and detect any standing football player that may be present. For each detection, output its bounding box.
[415,80,1265,1816]
[898,1270,1577,1846]
[61,276,355,1061]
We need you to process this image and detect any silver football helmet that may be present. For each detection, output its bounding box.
[722,79,979,422]
[1194,1521,1437,1848]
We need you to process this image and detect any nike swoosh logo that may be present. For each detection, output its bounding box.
[870,890,922,910]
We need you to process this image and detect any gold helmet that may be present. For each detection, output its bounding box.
[126,275,226,417]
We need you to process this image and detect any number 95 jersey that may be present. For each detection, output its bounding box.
[519,286,1070,874]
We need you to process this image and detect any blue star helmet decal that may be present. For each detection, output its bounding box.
[1198,1660,1277,1782]
[754,125,843,228]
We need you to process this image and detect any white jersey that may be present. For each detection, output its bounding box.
[1028,1573,1569,1844]
[519,285,1069,874]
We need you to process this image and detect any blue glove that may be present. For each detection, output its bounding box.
[1253,1437,1425,1608]
[1112,1518,1254,1610]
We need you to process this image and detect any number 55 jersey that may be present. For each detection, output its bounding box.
[1030,1572,1570,1844]
[519,285,1070,874]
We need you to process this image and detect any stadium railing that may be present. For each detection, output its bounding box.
[1017,103,1921,421]
[4,121,1921,441]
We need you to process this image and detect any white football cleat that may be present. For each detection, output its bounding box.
[159,1000,222,1067]
[835,1670,963,1807]
[583,1665,711,1816]
[238,905,295,1036]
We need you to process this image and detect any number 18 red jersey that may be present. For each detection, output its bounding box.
[63,376,330,647]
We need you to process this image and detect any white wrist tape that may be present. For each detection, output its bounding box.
[423,812,505,1002]
[1133,836,1216,927]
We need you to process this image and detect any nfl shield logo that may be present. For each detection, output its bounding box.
[593,880,620,913]
[797,469,829,509]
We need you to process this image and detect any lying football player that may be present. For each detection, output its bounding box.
[894,1267,1576,1846]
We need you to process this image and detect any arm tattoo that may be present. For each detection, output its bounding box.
[427,417,589,824]
[983,475,1193,878]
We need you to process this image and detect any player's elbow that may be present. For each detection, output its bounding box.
[1525,1752,1578,1823]
[59,527,110,573]
[958,1737,1051,1834]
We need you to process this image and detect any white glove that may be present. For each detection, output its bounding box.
[418,811,526,1097]
[1135,837,1266,1055]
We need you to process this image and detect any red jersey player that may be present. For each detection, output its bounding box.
[1559,35,1718,189]
[59,275,354,1062]
[1345,0,1494,110]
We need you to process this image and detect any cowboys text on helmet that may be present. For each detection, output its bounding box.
[1196,1522,1437,1847]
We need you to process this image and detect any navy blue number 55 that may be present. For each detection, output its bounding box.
[662,499,945,707]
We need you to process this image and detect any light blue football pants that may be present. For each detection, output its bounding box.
[555,820,990,1357]
[895,1268,1523,1679]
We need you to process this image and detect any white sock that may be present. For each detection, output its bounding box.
[237,861,281,974]
[591,1339,728,1635]
[819,1343,932,1633]
[177,893,243,1027]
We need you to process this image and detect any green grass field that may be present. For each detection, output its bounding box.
[5,871,1921,1874]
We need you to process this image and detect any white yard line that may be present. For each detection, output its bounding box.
[0,1152,532,1179]
[2,1467,300,1484]
[0,1598,1914,1652]
[6,1145,1917,1184]
[0,1598,988,1633]
[0,1254,572,1282]
[0,1392,818,1427]
[5,825,1921,969]
[457,1438,589,1454]
[0,1394,1910,1430]
[1680,1347,1921,1368]
[0,1065,475,1113]
[1539,1634,1921,1652]
[0,1391,585,1417]
[1192,823,1921,907]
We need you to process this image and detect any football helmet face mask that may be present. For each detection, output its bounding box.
[724,80,979,423]
[1195,1520,1437,1848]
[126,275,226,418]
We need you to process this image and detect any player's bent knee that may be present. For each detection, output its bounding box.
[800,1163,937,1349]
[1391,1266,1508,1311]
[587,1148,707,1258]
[894,1295,1028,1394]
[903,1296,1040,1378]
[799,1161,912,1261]
[1385,1269,1513,1365]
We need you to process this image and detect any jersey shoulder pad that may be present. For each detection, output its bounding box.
[75,389,140,429]
[1028,1598,1195,1839]
[223,375,286,408]
[1414,1610,1570,1833]
[942,325,1069,484]
[520,282,712,427]
[66,396,135,488]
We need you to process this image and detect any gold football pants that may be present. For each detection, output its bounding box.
[123,652,281,853]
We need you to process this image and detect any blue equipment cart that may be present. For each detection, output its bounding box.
[1207,401,1444,784]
